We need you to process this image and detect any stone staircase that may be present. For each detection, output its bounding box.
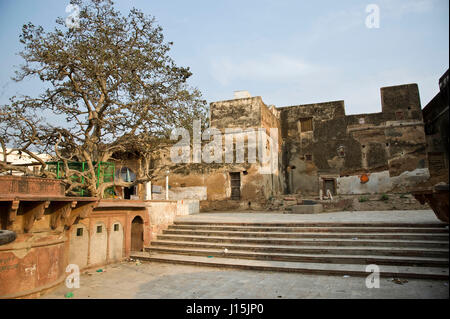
[131,220,449,279]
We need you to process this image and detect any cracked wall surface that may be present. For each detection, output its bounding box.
[149,83,431,204]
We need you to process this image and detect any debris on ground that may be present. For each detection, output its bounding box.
[223,248,228,254]
[207,256,214,258]
[392,278,408,285]
[96,269,103,273]
[136,260,141,266]
[65,292,74,298]
[343,275,350,278]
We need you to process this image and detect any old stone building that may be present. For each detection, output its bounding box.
[150,83,430,208]
[150,93,283,210]
[281,83,428,196]
[422,69,449,185]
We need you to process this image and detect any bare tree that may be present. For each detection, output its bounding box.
[0,0,207,197]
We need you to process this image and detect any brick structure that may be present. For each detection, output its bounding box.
[0,176,196,298]
[150,83,431,208]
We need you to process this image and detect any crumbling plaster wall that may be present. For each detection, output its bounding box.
[149,83,428,199]
[280,100,349,195]
[152,163,274,202]
[280,84,429,195]
[337,168,430,194]
[150,95,283,203]
[89,221,107,266]
[210,96,262,130]
[422,75,449,184]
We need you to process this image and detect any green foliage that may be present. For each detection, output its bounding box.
[380,194,389,201]
[1,0,208,196]
[359,196,369,203]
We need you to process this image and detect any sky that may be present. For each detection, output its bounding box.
[0,0,448,116]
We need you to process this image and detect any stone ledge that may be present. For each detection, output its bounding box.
[287,204,323,214]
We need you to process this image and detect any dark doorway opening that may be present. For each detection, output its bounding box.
[131,216,144,252]
[323,179,336,196]
[230,172,241,200]
[124,186,136,199]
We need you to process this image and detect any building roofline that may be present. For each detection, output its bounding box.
[210,96,263,104]
[277,100,345,110]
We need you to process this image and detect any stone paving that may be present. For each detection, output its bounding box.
[175,210,444,224]
[41,210,449,299]
[42,260,448,299]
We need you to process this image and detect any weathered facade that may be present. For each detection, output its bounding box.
[0,176,198,298]
[150,84,430,207]
[281,83,429,196]
[422,69,449,185]
[150,94,283,210]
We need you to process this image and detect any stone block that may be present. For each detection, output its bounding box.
[283,200,297,206]
[289,204,323,214]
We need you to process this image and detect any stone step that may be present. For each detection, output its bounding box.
[168,225,449,233]
[157,234,449,249]
[130,252,449,280]
[150,240,449,258]
[146,246,449,267]
[173,221,448,228]
[162,229,449,241]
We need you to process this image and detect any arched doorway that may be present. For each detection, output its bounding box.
[131,216,144,252]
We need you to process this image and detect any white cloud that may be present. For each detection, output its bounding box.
[380,0,435,17]
[210,54,319,85]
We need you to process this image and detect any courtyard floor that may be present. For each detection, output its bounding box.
[175,209,444,224]
[41,210,449,299]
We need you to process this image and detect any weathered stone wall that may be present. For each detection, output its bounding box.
[381,83,422,118]
[148,83,429,201]
[69,223,89,269]
[337,168,430,194]
[145,200,198,240]
[151,186,207,201]
[279,84,429,195]
[261,101,281,140]
[210,96,263,129]
[0,232,66,298]
[89,221,107,266]
[108,221,124,262]
[69,215,127,269]
[151,161,280,206]
[0,194,192,298]
[0,176,65,197]
[148,95,283,207]
[280,100,347,194]
[0,196,97,298]
[176,199,200,215]
[422,69,449,184]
